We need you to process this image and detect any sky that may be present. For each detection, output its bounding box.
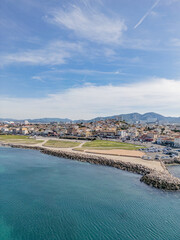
[1,0,180,120]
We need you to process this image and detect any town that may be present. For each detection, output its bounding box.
[1,118,180,148]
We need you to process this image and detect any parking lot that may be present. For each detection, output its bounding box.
[140,144,180,161]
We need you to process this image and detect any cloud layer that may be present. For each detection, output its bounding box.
[50,5,127,44]
[1,78,180,119]
[1,41,83,66]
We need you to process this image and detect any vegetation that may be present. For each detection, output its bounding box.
[43,140,80,148]
[0,135,43,144]
[172,129,180,133]
[0,135,29,139]
[82,140,144,150]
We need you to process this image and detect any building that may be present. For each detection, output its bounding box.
[21,127,28,135]
[174,137,180,147]
[24,120,29,125]
[116,130,127,138]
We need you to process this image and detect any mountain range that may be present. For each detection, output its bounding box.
[0,112,180,124]
[87,112,180,124]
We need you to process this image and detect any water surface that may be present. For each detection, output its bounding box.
[0,147,180,240]
[168,164,180,178]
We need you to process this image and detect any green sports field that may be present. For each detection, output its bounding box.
[81,140,144,150]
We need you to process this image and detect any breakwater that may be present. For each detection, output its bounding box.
[141,171,180,190]
[4,143,180,190]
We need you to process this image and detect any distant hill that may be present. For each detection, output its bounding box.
[0,112,180,124]
[0,118,72,123]
[88,112,180,124]
[26,118,72,123]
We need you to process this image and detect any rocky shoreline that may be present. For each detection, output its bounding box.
[140,171,180,190]
[2,143,180,191]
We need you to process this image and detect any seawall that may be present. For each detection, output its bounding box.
[3,143,180,191]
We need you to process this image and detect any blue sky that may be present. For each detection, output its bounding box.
[1,0,180,119]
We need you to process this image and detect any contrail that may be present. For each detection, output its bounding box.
[134,0,160,29]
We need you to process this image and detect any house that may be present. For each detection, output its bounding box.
[140,133,157,142]
[98,131,116,138]
[1,128,10,133]
[157,136,174,146]
[20,127,29,135]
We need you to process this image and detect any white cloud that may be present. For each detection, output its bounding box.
[1,41,83,66]
[32,76,45,82]
[1,78,180,119]
[49,5,127,44]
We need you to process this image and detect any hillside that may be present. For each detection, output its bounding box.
[1,112,180,123]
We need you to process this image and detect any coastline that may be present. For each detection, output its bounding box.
[1,141,180,191]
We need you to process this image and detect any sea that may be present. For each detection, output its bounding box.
[0,146,180,240]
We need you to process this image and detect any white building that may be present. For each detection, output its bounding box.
[1,128,9,133]
[174,137,180,147]
[116,130,127,138]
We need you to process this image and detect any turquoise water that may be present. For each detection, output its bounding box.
[0,147,180,240]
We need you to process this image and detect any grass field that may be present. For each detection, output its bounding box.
[0,135,43,144]
[81,140,144,150]
[0,135,29,140]
[43,140,81,148]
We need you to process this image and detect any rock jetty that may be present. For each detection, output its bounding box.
[4,143,180,191]
[140,171,180,190]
